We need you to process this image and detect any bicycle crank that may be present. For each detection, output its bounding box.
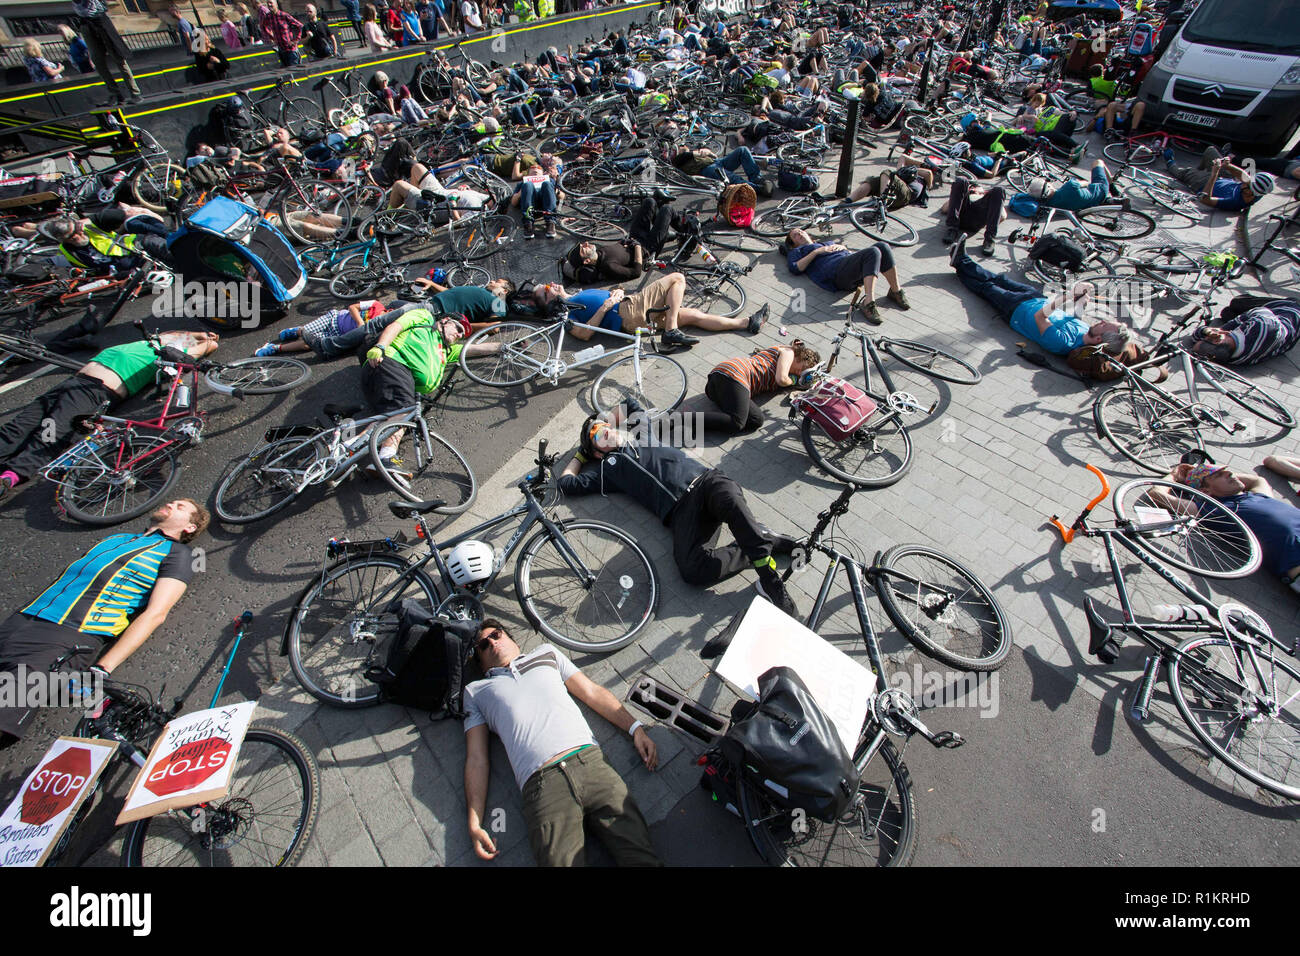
[887,391,935,416]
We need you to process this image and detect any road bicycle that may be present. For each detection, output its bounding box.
[1245,198,1300,289]
[1092,306,1296,475]
[792,299,981,488]
[1101,127,1213,168]
[41,324,310,525]
[717,482,1010,866]
[750,193,919,247]
[1050,465,1300,801]
[42,611,319,866]
[459,304,688,420]
[214,375,477,524]
[238,76,324,143]
[1119,165,1203,225]
[285,440,660,706]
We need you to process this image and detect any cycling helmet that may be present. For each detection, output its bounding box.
[37,217,77,242]
[1028,177,1050,199]
[1250,172,1276,195]
[948,142,971,159]
[427,266,448,284]
[446,540,495,586]
[482,116,500,133]
[959,112,977,131]
[147,270,174,296]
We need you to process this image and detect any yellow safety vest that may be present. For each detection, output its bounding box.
[61,224,138,268]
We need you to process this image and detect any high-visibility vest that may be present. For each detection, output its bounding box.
[61,224,138,268]
[537,0,554,17]
[513,0,536,20]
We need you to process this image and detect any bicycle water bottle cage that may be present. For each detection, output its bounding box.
[1083,596,1120,664]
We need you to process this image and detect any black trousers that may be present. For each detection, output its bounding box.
[670,470,772,585]
[629,199,672,257]
[0,375,117,481]
[832,242,894,291]
[946,179,1005,239]
[702,371,763,434]
[0,612,103,741]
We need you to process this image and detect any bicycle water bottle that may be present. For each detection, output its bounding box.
[173,383,191,410]
[1151,603,1212,623]
[1130,656,1160,722]
[700,244,718,265]
[573,344,605,364]
[79,278,113,293]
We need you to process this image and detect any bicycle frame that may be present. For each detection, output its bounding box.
[519,315,656,384]
[1106,346,1246,440]
[824,315,934,417]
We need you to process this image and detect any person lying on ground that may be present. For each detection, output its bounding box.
[1166,146,1275,211]
[701,340,820,436]
[785,227,910,325]
[1182,296,1300,366]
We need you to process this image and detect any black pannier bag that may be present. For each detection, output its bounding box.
[720,666,857,822]
[1028,233,1088,272]
[363,599,478,718]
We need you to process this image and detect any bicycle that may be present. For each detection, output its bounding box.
[40,611,319,866]
[458,303,688,420]
[750,192,919,247]
[285,439,660,705]
[1049,464,1300,800]
[214,372,477,524]
[1119,165,1203,225]
[791,298,981,488]
[40,323,310,525]
[725,482,1011,866]
[1101,127,1213,168]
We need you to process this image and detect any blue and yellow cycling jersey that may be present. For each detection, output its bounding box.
[23,532,193,637]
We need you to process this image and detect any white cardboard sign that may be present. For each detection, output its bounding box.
[0,736,119,868]
[116,701,257,825]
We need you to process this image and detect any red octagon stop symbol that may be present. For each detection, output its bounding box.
[143,738,233,798]
[22,747,91,825]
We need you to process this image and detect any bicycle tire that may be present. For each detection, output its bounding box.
[568,195,634,221]
[881,338,981,384]
[800,412,912,488]
[283,96,324,131]
[288,554,440,708]
[121,726,320,867]
[750,199,819,237]
[679,270,745,317]
[1196,360,1297,430]
[699,227,779,254]
[329,264,379,299]
[214,435,323,524]
[1091,272,1193,323]
[740,734,917,867]
[876,544,1012,671]
[1077,206,1155,241]
[590,352,687,421]
[1167,634,1300,801]
[1027,236,1118,285]
[1094,382,1205,476]
[446,264,491,287]
[557,213,629,242]
[129,160,183,215]
[459,321,552,386]
[367,420,477,513]
[205,357,310,395]
[1103,140,1156,166]
[850,204,919,247]
[278,180,352,244]
[1111,478,1262,579]
[514,519,658,654]
[448,214,516,259]
[703,107,750,130]
[58,433,182,526]
[458,164,515,205]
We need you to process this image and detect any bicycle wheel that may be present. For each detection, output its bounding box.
[1077,206,1155,241]
[283,96,324,131]
[288,555,440,707]
[329,263,379,299]
[881,338,981,384]
[278,180,352,244]
[699,227,779,254]
[1094,382,1204,476]
[121,727,320,867]
[876,544,1012,671]
[205,357,310,395]
[1091,272,1193,323]
[58,433,182,526]
[130,160,183,215]
[557,213,629,242]
[569,195,634,221]
[514,520,658,654]
[850,204,919,247]
[459,322,553,386]
[590,352,687,421]
[1196,360,1297,430]
[703,107,750,129]
[740,735,917,867]
[367,420,477,512]
[446,264,490,287]
[448,215,516,259]
[1167,634,1300,800]
[1103,140,1156,166]
[800,412,912,488]
[1028,241,1118,284]
[1111,478,1262,578]
[680,270,745,317]
[214,435,322,524]
[458,165,514,206]
[750,199,818,237]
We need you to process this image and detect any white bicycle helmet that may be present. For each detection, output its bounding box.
[147,270,174,296]
[446,540,494,586]
[948,142,971,159]
[1250,172,1276,195]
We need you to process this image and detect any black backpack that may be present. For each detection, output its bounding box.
[362,599,478,717]
[720,666,857,823]
[1029,233,1089,272]
[212,100,255,146]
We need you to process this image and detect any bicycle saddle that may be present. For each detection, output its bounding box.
[388,499,447,518]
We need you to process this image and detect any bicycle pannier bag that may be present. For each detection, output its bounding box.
[777,166,818,193]
[717,183,757,228]
[792,376,877,442]
[1007,191,1039,217]
[187,161,230,189]
[721,666,857,823]
[363,599,476,717]
[1028,233,1088,272]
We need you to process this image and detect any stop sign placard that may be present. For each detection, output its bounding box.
[142,738,232,798]
[21,746,91,825]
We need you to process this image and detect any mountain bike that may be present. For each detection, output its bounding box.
[285,440,660,705]
[1050,465,1299,801]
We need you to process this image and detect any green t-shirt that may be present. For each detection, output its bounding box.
[431,285,505,324]
[89,341,158,397]
[387,309,464,394]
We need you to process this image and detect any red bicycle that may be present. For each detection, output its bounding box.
[40,325,310,526]
[1101,127,1216,167]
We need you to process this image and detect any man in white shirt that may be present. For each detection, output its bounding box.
[461,0,483,30]
[463,619,661,866]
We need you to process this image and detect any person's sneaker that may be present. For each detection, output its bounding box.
[758,178,775,198]
[857,299,882,325]
[255,343,279,357]
[0,473,15,503]
[755,565,798,618]
[980,234,996,256]
[661,327,699,348]
[1103,128,1121,142]
[747,303,769,334]
[887,287,911,310]
[1070,143,1086,164]
[545,217,557,239]
[278,327,301,342]
[127,92,143,104]
[948,232,968,267]
[521,216,534,239]
[942,224,960,246]
[1162,146,1175,168]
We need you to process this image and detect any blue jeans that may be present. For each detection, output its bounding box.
[506,70,528,93]
[517,179,557,214]
[954,254,1038,318]
[702,147,761,185]
[509,103,536,126]
[845,36,866,59]
[305,301,423,359]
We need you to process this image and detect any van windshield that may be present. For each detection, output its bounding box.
[1182,0,1300,56]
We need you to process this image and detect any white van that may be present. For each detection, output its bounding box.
[1138,0,1300,155]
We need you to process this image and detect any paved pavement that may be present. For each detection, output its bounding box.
[3,130,1299,867]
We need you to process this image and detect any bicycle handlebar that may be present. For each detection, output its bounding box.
[1049,464,1110,543]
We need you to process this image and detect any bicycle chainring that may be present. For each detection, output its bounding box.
[435,592,485,623]
[887,390,923,415]
[873,687,919,738]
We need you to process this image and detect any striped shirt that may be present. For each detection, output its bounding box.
[1194,301,1300,366]
[712,346,784,395]
[23,532,192,637]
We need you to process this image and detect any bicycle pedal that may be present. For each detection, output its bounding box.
[628,675,727,747]
[930,731,965,749]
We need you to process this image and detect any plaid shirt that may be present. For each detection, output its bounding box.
[260,9,304,50]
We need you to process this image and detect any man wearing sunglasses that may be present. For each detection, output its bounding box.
[463,619,661,867]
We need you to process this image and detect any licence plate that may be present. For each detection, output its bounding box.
[1170,110,1219,128]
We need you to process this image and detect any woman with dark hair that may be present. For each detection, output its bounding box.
[702,341,820,435]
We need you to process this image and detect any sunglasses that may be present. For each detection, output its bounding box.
[475,629,508,653]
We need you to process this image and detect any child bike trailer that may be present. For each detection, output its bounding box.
[165,196,306,330]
